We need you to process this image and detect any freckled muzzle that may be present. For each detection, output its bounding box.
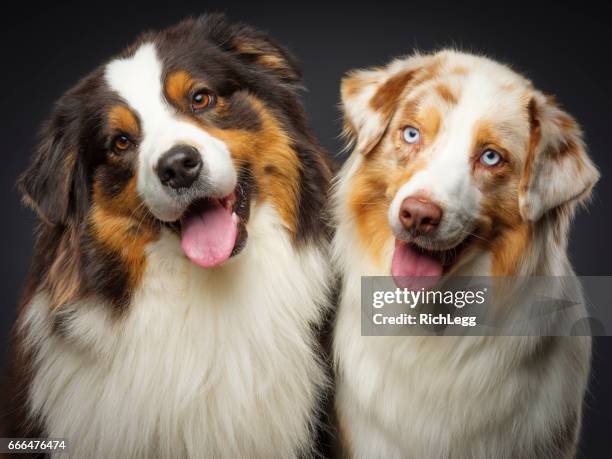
[398,196,443,236]
[389,193,473,288]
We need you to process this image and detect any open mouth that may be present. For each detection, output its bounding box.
[391,238,471,289]
[177,183,251,268]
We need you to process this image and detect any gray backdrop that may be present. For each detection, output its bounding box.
[1,1,610,457]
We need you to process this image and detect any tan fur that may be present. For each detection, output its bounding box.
[434,82,458,105]
[108,105,140,136]
[165,70,195,109]
[370,70,419,118]
[46,225,82,310]
[90,177,159,294]
[349,154,428,266]
[233,40,299,81]
[205,96,302,235]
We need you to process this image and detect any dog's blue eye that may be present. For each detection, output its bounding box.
[479,149,502,167]
[402,126,420,144]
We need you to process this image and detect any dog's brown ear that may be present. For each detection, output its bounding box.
[341,57,426,155]
[518,93,599,222]
[18,93,88,227]
[202,14,302,84]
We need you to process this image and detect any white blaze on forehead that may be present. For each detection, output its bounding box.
[104,43,236,221]
[389,71,502,245]
[105,43,165,127]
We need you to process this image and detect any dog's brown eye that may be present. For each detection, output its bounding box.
[113,134,131,152]
[191,91,214,111]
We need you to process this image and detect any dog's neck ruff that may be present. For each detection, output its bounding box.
[21,205,329,458]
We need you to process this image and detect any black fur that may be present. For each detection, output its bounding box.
[18,14,332,313]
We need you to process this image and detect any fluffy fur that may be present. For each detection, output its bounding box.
[333,50,598,458]
[7,15,332,459]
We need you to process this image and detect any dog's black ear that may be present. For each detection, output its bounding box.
[18,92,88,226]
[202,13,302,84]
[518,93,599,221]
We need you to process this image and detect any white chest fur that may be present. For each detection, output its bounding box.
[22,205,329,459]
[332,223,590,459]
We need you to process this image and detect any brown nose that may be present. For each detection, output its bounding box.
[399,196,443,235]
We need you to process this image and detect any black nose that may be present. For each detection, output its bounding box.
[157,145,202,189]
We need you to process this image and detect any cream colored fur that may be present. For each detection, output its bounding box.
[333,50,597,459]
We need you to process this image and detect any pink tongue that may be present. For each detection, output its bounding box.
[181,200,238,268]
[391,240,443,290]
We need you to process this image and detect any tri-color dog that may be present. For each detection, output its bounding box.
[332,50,598,458]
[8,15,332,458]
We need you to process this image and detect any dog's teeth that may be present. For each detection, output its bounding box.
[232,212,239,224]
[223,196,236,210]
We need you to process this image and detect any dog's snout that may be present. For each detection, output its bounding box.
[157,145,202,189]
[399,196,443,235]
